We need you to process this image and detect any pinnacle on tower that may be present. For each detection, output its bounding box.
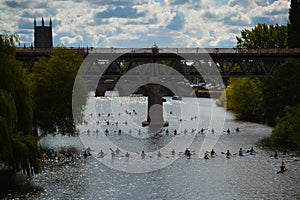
[42,18,44,26]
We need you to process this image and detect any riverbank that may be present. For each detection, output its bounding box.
[0,170,42,199]
[259,137,300,153]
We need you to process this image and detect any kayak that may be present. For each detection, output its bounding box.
[277,169,287,174]
[211,154,216,158]
[249,152,256,155]
[226,155,231,159]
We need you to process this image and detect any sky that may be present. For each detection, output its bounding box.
[0,0,290,48]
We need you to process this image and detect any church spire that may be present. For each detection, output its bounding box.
[34,18,36,27]
[42,17,44,26]
[50,18,52,27]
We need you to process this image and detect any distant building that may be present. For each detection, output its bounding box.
[34,18,53,48]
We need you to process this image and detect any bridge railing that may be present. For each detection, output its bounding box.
[89,48,300,55]
[16,47,300,56]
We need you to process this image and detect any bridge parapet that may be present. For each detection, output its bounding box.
[88,48,300,57]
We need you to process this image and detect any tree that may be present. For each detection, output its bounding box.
[272,104,300,148]
[0,34,43,175]
[216,84,234,110]
[262,59,300,126]
[225,78,263,121]
[288,0,300,48]
[236,23,287,49]
[31,47,87,135]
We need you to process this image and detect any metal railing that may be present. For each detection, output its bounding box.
[16,47,300,56]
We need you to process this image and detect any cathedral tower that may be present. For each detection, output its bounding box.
[34,18,53,48]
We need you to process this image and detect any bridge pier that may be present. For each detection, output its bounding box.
[142,84,169,129]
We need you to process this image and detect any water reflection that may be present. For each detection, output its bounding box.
[25,97,300,199]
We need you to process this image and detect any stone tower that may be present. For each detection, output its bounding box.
[34,18,53,48]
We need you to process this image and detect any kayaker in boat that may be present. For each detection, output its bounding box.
[125,152,130,159]
[200,128,204,134]
[97,150,105,158]
[111,150,116,158]
[210,149,216,157]
[185,148,191,159]
[249,147,255,155]
[226,129,230,135]
[173,129,177,136]
[83,151,88,159]
[157,151,162,158]
[141,150,146,159]
[115,147,120,155]
[204,152,209,159]
[171,149,176,156]
[280,161,286,171]
[274,151,278,159]
[225,150,232,158]
[238,148,243,156]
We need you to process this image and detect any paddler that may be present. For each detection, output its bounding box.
[185,148,191,159]
[210,149,216,157]
[238,148,243,156]
[225,150,232,158]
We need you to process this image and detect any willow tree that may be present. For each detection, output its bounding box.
[31,47,87,135]
[0,34,43,175]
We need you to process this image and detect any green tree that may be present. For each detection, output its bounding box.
[226,78,263,121]
[262,59,300,126]
[236,23,287,49]
[31,47,87,135]
[288,0,300,48]
[272,104,300,147]
[216,84,234,110]
[0,34,43,175]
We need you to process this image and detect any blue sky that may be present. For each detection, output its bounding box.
[0,0,290,48]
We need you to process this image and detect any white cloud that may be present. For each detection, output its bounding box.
[0,0,290,48]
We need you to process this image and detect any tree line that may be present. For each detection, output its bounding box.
[0,34,87,175]
[217,0,300,149]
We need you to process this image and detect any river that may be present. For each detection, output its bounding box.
[8,97,300,199]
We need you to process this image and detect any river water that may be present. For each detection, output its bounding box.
[14,97,300,199]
